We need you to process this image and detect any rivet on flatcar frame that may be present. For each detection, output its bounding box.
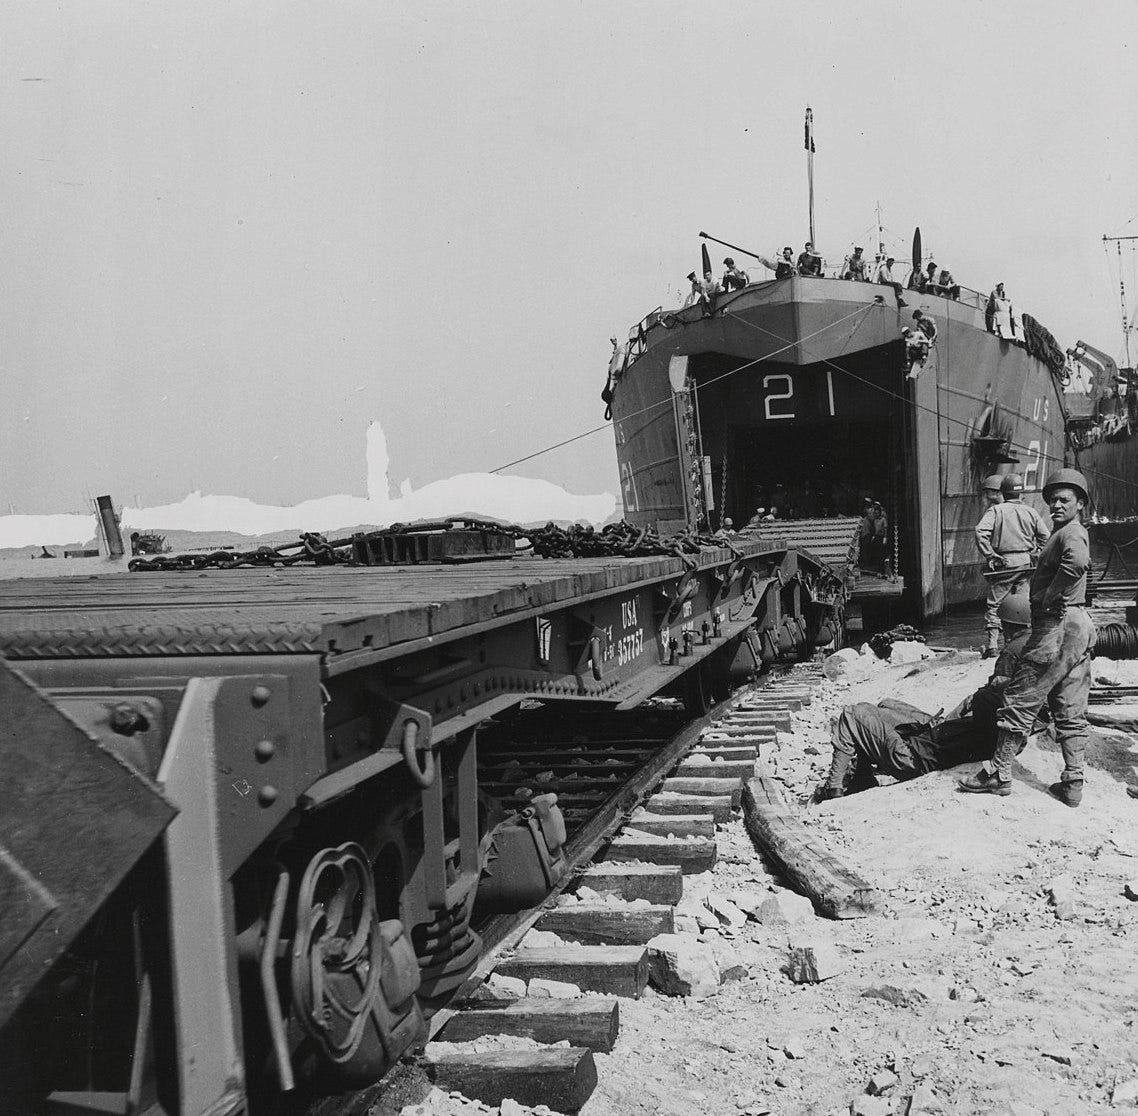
[258,785,279,807]
[254,739,276,762]
[251,684,271,707]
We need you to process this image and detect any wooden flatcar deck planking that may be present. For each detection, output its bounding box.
[0,544,773,660]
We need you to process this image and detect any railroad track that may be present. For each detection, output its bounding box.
[302,663,826,1116]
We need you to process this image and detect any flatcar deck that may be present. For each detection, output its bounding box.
[0,546,753,663]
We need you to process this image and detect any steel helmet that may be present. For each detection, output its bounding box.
[1000,472,1024,496]
[1042,468,1089,504]
[982,474,1004,492]
[997,591,1031,629]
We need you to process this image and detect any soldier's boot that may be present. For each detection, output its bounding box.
[1048,779,1083,808]
[959,731,1020,795]
[958,767,1012,796]
[981,626,1001,660]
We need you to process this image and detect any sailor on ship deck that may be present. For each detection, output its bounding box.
[797,242,823,276]
[931,267,961,300]
[874,256,908,307]
[721,257,750,291]
[842,246,868,281]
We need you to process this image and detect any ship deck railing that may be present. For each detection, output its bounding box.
[621,273,995,370]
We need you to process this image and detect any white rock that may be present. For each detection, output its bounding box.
[706,893,748,929]
[527,977,581,998]
[1113,1078,1138,1105]
[521,929,566,949]
[482,973,526,999]
[756,888,816,925]
[499,1102,527,1116]
[646,932,720,999]
[907,1084,948,1114]
[727,889,768,917]
[867,1069,899,1095]
[851,1096,891,1116]
[822,647,860,680]
[889,640,933,664]
[708,937,747,983]
[674,910,700,934]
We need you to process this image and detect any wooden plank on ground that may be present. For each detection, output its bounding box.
[496,946,648,997]
[742,775,879,919]
[538,903,674,944]
[424,1045,597,1111]
[662,777,743,807]
[601,836,716,874]
[578,863,683,904]
[646,791,733,822]
[625,812,715,839]
[439,997,620,1052]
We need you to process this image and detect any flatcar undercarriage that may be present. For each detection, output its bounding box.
[0,541,843,1114]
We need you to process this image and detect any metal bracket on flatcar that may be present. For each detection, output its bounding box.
[660,570,700,626]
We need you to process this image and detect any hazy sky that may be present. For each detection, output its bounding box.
[2,2,1136,513]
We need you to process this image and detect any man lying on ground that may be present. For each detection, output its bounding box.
[813,594,1036,801]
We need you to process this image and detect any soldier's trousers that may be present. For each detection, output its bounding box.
[993,609,1094,784]
[983,555,1031,647]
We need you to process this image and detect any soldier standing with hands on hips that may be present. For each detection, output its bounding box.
[974,472,1050,658]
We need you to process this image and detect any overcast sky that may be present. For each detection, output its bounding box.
[2,1,1136,513]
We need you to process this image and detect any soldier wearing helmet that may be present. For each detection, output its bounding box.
[982,474,1005,507]
[960,468,1094,807]
[973,470,1050,658]
[815,593,1035,800]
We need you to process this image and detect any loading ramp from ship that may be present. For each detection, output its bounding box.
[738,516,905,604]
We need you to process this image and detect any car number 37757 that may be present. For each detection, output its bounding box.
[616,628,644,665]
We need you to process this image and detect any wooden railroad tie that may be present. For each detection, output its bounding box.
[662,776,743,807]
[600,834,717,874]
[495,945,649,998]
[647,791,733,822]
[437,996,621,1053]
[578,863,683,904]
[537,903,676,944]
[625,812,715,839]
[424,1046,598,1113]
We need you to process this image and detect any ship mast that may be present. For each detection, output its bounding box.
[805,106,816,247]
[1103,232,1138,370]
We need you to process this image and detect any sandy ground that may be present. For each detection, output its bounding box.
[579,654,1138,1116]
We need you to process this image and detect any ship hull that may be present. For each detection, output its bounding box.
[1076,434,1138,521]
[610,277,1068,619]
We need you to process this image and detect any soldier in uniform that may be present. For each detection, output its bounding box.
[982,474,1005,508]
[959,469,1095,806]
[974,472,1050,657]
[815,594,1033,800]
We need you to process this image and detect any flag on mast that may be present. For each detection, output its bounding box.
[804,107,815,153]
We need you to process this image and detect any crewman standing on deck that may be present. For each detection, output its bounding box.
[959,468,1095,805]
[974,472,1050,658]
